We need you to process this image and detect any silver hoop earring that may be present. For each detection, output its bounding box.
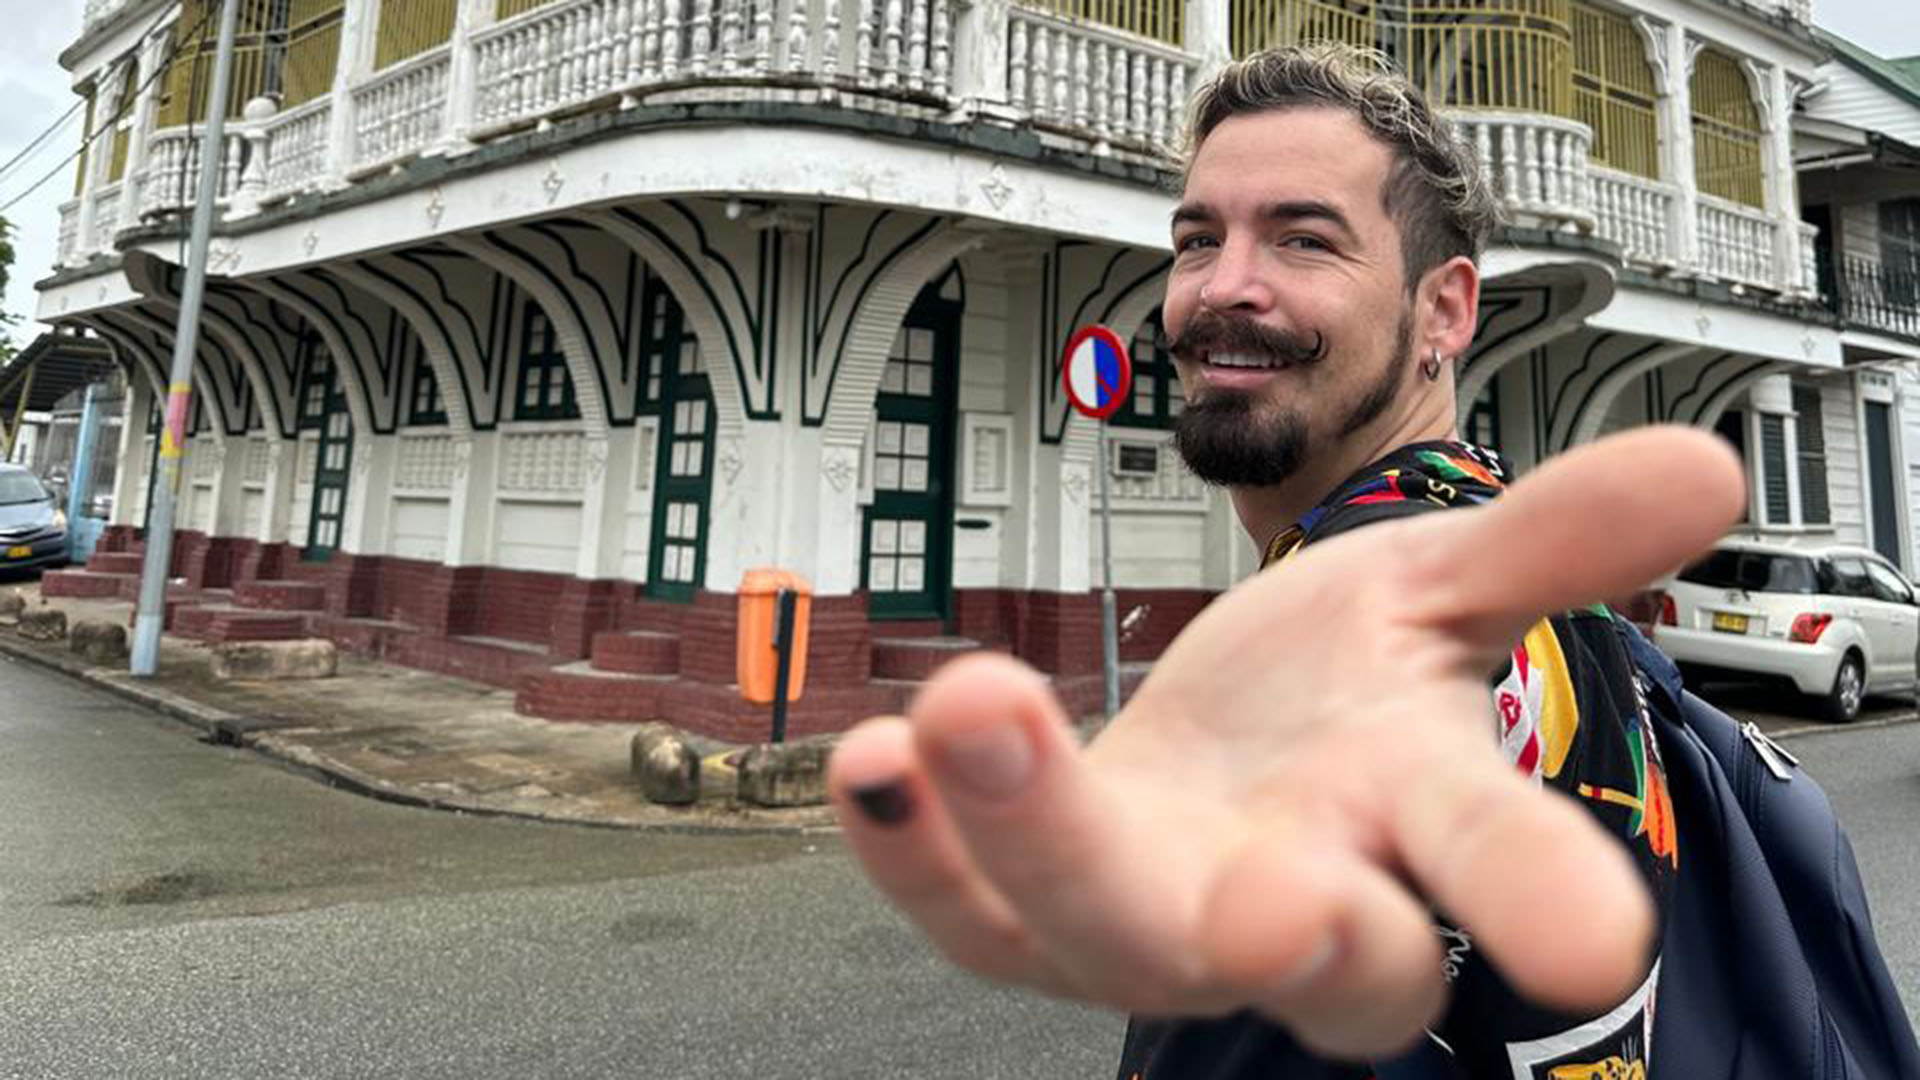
[1421,349,1444,382]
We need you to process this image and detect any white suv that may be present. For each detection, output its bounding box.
[1653,539,1919,722]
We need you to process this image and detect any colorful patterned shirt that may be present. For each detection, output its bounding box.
[1117,441,1676,1080]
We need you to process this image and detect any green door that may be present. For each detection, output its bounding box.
[645,333,714,603]
[861,268,962,621]
[301,342,352,561]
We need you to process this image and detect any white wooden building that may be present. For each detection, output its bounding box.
[32,0,1864,735]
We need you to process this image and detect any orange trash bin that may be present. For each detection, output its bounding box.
[737,568,813,705]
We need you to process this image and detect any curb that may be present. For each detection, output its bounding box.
[1764,710,1920,741]
[0,632,840,837]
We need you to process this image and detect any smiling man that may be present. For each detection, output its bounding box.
[826,45,1747,1079]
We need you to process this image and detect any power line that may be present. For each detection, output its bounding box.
[0,99,85,188]
[0,0,192,217]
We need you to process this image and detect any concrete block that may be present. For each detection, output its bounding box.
[69,619,129,665]
[630,722,699,805]
[737,735,836,807]
[0,590,23,625]
[16,607,67,642]
[210,639,338,681]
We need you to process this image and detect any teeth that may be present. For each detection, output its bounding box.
[1209,352,1282,369]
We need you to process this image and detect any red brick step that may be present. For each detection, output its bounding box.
[233,579,327,612]
[870,636,986,681]
[516,663,672,722]
[589,630,681,675]
[40,570,125,599]
[86,552,145,575]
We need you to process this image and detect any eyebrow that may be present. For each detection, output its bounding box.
[1170,199,1359,244]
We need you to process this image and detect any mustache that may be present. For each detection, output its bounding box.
[1163,311,1327,366]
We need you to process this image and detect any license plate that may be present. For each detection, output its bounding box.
[5,546,29,559]
[1713,612,1749,634]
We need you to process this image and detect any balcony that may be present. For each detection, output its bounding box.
[1825,253,1920,343]
[60,0,1810,297]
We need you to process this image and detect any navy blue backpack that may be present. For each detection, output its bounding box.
[1380,622,1918,1079]
[1618,621,1920,1079]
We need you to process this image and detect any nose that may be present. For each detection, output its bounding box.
[1197,235,1275,314]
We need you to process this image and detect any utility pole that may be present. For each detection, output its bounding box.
[131,0,242,677]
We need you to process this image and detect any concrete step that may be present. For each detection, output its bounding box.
[233,579,327,612]
[870,635,986,681]
[589,630,681,676]
[86,552,145,575]
[515,662,673,722]
[39,570,125,599]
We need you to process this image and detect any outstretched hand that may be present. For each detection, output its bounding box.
[826,427,1744,1059]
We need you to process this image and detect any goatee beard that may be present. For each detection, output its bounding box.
[1171,312,1413,489]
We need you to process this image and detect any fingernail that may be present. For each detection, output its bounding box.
[936,720,1034,800]
[851,781,914,827]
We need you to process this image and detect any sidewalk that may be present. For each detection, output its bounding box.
[0,583,840,834]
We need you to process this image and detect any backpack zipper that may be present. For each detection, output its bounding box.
[1740,721,1799,781]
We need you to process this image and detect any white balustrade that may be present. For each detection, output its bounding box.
[262,98,334,204]
[89,182,124,254]
[56,199,80,266]
[1005,6,1193,153]
[1589,166,1677,268]
[137,125,244,219]
[396,432,460,491]
[83,0,133,30]
[1449,110,1594,232]
[351,48,451,173]
[1797,220,1820,297]
[1696,194,1777,289]
[499,429,587,492]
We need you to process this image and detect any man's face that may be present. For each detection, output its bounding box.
[1166,107,1419,488]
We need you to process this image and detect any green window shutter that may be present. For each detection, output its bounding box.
[1792,385,1829,527]
[1760,413,1791,525]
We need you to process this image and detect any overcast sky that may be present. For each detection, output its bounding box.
[1,0,1916,350]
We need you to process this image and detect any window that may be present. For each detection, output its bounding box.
[1792,384,1829,527]
[1466,373,1501,452]
[297,339,336,430]
[1112,309,1184,430]
[636,268,696,412]
[1881,198,1920,309]
[1690,48,1765,209]
[1826,557,1875,600]
[1571,2,1659,180]
[1863,559,1915,606]
[1758,413,1790,526]
[1679,549,1816,593]
[107,63,140,183]
[512,303,580,421]
[407,350,446,426]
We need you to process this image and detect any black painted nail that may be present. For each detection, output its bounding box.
[851,782,914,827]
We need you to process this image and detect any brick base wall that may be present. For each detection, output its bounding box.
[168,531,1223,736]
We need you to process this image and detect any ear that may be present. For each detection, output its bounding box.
[1415,256,1480,362]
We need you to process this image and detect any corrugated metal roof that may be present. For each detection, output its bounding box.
[0,330,116,417]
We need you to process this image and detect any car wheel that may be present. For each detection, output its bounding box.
[1820,653,1866,724]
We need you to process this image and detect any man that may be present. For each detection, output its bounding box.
[825,44,1745,1077]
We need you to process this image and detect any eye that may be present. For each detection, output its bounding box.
[1174,232,1219,254]
[1284,234,1333,253]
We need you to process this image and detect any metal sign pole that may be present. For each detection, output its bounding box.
[131,0,242,678]
[65,383,100,560]
[1096,421,1120,722]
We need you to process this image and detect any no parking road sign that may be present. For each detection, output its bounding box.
[1061,325,1132,420]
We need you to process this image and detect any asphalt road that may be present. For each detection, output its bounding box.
[2,653,1916,1078]
[0,654,1118,1080]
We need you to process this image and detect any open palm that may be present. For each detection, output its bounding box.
[827,427,1745,1059]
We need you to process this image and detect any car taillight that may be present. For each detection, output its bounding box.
[1790,613,1832,644]
[1659,592,1677,627]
